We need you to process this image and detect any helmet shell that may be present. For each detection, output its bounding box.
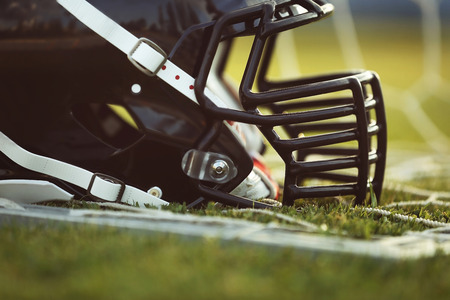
[0,0,254,202]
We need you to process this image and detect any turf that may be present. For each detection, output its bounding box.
[1,224,450,300]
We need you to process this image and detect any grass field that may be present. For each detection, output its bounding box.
[1,223,450,300]
[1,13,450,300]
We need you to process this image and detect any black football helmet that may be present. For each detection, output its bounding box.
[0,0,387,208]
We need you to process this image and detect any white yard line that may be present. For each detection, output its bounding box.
[1,202,449,259]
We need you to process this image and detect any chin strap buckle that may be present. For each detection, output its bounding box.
[127,38,168,77]
[87,173,126,203]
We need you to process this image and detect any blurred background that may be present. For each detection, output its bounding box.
[290,0,450,154]
[333,0,449,154]
[226,0,449,184]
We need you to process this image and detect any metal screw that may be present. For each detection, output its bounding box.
[211,160,229,177]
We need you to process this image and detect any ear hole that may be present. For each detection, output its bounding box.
[72,103,143,150]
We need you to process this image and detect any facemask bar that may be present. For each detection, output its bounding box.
[195,1,333,121]
[253,33,387,205]
[194,0,387,206]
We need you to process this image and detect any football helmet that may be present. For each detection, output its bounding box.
[0,0,387,208]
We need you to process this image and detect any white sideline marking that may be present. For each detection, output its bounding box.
[1,203,449,260]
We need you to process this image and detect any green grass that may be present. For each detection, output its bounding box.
[1,17,450,300]
[1,224,450,300]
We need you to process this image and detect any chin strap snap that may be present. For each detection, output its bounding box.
[0,131,168,208]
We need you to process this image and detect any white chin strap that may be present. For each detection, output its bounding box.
[0,132,168,208]
[56,0,226,109]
